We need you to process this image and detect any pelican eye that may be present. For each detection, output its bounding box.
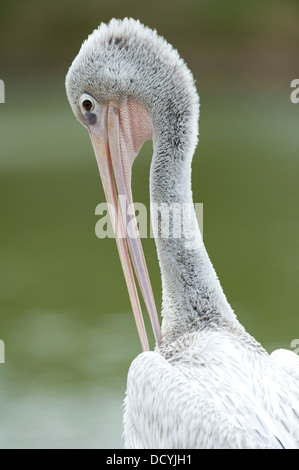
[80,94,97,115]
[82,99,94,111]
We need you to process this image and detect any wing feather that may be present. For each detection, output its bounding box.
[124,347,299,449]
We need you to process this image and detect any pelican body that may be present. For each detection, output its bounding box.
[66,18,299,448]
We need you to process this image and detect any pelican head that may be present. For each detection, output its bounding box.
[65,18,199,350]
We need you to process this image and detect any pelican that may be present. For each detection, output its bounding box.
[66,18,299,449]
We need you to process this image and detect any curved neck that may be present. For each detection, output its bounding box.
[150,133,239,344]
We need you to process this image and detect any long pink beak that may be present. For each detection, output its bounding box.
[88,103,161,351]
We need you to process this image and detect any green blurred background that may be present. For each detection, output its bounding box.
[0,0,298,448]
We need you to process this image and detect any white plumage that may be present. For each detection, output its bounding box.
[125,333,299,448]
[66,18,299,449]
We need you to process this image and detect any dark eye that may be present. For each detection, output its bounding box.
[82,99,93,111]
[80,93,96,114]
